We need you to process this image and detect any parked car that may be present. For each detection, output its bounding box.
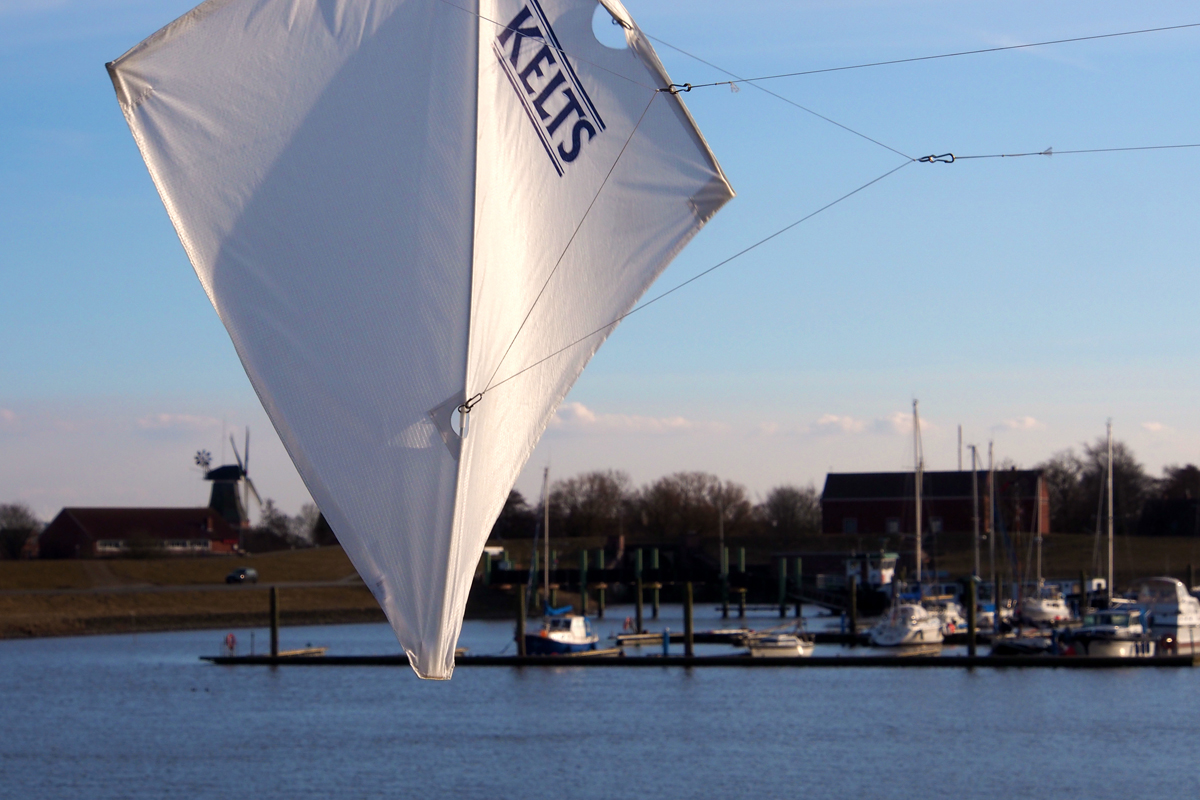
[225,567,259,584]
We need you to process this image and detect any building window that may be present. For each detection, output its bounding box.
[885,518,900,534]
[930,517,943,534]
[842,517,857,535]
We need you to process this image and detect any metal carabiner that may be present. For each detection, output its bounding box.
[917,153,955,164]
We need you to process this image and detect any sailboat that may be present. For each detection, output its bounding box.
[523,468,599,655]
[1019,475,1072,624]
[107,0,733,678]
[870,400,944,648]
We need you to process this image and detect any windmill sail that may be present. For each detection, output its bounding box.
[108,0,733,679]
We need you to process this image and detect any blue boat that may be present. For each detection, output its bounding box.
[523,611,599,655]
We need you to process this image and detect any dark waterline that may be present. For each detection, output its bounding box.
[3,608,1196,799]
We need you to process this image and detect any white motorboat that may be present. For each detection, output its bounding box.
[746,632,814,658]
[1060,608,1155,658]
[869,603,944,647]
[1021,589,1073,625]
[924,597,968,636]
[1138,577,1200,654]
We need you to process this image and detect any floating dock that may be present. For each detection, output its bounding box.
[201,653,1200,668]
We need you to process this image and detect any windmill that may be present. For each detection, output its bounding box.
[200,428,261,545]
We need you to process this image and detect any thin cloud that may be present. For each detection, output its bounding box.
[136,413,221,432]
[1143,421,1169,433]
[550,402,722,434]
[1000,416,1044,431]
[814,414,866,435]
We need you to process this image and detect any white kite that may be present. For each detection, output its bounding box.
[108,0,732,678]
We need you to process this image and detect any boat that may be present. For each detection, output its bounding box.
[1138,577,1200,654]
[923,597,968,636]
[521,468,599,656]
[746,632,814,658]
[1059,608,1156,657]
[1020,588,1072,625]
[869,603,944,647]
[108,0,733,680]
[525,613,600,655]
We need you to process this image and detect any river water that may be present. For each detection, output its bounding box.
[3,604,1196,799]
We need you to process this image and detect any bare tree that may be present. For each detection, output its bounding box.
[549,470,632,538]
[636,472,751,541]
[0,503,40,560]
[761,484,821,537]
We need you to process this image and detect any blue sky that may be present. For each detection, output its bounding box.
[3,0,1199,519]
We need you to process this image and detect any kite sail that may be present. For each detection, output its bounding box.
[107,0,732,679]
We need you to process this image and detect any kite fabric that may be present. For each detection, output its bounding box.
[108,0,733,679]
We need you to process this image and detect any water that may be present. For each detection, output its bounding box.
[3,606,1197,799]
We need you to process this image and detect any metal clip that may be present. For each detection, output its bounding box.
[458,393,483,414]
[918,153,955,164]
[665,83,693,95]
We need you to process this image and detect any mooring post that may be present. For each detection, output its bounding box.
[848,575,858,645]
[269,585,279,658]
[549,549,557,608]
[595,548,606,619]
[483,551,492,586]
[579,550,589,616]
[651,548,660,620]
[721,546,730,619]
[516,588,527,656]
[967,577,978,657]
[635,548,644,633]
[778,558,787,618]
[662,627,670,656]
[993,577,1002,635]
[794,557,803,619]
[1079,570,1088,616]
[684,581,695,657]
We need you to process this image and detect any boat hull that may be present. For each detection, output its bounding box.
[523,635,598,656]
[1069,638,1155,658]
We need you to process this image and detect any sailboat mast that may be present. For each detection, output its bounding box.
[1106,421,1114,603]
[988,441,996,625]
[970,445,980,579]
[913,400,922,587]
[542,467,550,608]
[1035,475,1043,590]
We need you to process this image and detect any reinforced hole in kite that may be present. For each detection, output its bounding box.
[591,4,629,50]
[452,407,468,438]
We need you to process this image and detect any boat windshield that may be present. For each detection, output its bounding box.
[547,618,572,630]
[1084,613,1130,627]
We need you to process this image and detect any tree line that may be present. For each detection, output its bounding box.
[491,469,822,543]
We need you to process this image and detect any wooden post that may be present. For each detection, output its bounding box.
[777,558,787,618]
[848,575,858,645]
[549,549,557,608]
[738,588,747,619]
[482,551,492,586]
[993,576,1001,634]
[579,550,588,616]
[738,548,747,619]
[516,588,527,656]
[269,585,279,658]
[967,577,978,657]
[684,582,695,657]
[793,557,803,619]
[635,548,644,633]
[721,546,730,619]
[651,548,660,620]
[1079,570,1088,617]
[595,548,606,619]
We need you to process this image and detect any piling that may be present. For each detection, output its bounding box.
[1079,570,1088,616]
[516,588,527,656]
[737,547,747,618]
[269,586,280,658]
[684,582,695,657]
[579,550,589,616]
[721,547,730,619]
[966,578,978,657]
[549,549,557,607]
[635,548,644,633]
[651,548,660,620]
[778,559,788,618]
[848,575,857,645]
[793,557,803,619]
[595,549,606,619]
[993,577,1001,635]
[483,551,492,586]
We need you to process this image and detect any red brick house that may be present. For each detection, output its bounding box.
[38,508,240,558]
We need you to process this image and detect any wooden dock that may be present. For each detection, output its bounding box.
[201,653,1200,668]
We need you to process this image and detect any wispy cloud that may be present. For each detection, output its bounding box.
[1143,421,1169,434]
[999,416,1044,431]
[550,402,722,434]
[814,414,866,434]
[136,413,221,432]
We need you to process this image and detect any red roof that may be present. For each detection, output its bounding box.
[44,507,238,544]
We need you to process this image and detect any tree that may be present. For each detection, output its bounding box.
[549,470,632,538]
[1038,439,1150,535]
[292,503,322,543]
[636,472,751,541]
[0,503,40,560]
[761,484,821,537]
[1037,450,1086,533]
[490,490,537,539]
[1159,464,1200,500]
[244,499,311,552]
